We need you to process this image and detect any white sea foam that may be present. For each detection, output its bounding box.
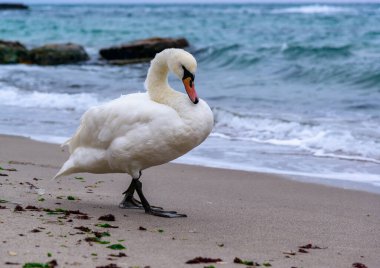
[175,154,380,191]
[0,85,100,111]
[272,5,355,14]
[280,43,289,52]
[29,134,69,145]
[212,108,380,164]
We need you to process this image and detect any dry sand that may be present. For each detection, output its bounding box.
[0,134,379,268]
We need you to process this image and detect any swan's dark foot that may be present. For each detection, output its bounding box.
[119,196,163,211]
[146,208,187,218]
[119,175,177,214]
[119,196,143,209]
[127,179,187,218]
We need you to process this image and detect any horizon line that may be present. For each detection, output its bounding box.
[16,1,380,4]
[6,0,380,5]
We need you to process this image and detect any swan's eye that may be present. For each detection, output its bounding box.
[182,66,194,81]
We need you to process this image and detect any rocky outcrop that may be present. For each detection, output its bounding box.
[0,3,28,10]
[29,43,89,65]
[0,40,29,64]
[99,37,189,64]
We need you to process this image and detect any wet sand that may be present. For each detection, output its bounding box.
[0,134,379,268]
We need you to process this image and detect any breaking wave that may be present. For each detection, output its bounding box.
[0,84,100,111]
[271,5,355,14]
[212,107,380,164]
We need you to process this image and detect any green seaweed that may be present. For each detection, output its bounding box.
[100,232,110,237]
[23,263,48,268]
[85,236,110,244]
[234,257,255,266]
[107,244,126,250]
[44,208,66,215]
[95,223,118,228]
[97,240,110,244]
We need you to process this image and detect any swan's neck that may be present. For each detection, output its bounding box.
[145,52,175,103]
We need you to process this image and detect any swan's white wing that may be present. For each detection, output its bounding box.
[67,92,180,152]
[54,92,184,178]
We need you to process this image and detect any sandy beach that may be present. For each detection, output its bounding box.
[0,134,379,268]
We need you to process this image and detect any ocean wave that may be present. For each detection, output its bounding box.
[212,107,380,164]
[351,72,380,88]
[281,43,352,58]
[195,45,261,69]
[196,42,353,70]
[271,5,355,14]
[0,84,100,110]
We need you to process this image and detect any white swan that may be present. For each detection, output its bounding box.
[54,48,214,217]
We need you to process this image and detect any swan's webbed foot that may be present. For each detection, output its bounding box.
[120,173,187,218]
[119,196,163,211]
[120,175,178,215]
[146,208,187,218]
[119,196,143,209]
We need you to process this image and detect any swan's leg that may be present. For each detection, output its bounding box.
[119,179,141,209]
[134,178,187,218]
[119,172,163,210]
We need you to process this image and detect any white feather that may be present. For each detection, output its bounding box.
[54,49,214,179]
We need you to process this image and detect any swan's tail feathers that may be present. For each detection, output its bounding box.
[52,159,76,180]
[52,148,108,181]
[61,138,71,148]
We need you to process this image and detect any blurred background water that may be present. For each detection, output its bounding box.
[1,3,380,191]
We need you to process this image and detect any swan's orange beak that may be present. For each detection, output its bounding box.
[182,77,199,104]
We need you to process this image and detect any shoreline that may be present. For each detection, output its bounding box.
[2,132,380,195]
[0,134,379,267]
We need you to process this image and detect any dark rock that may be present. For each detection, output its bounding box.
[0,40,29,64]
[99,37,189,64]
[98,214,115,221]
[25,205,41,211]
[14,205,25,212]
[75,215,90,220]
[352,263,368,268]
[108,252,127,258]
[0,3,28,10]
[29,43,89,65]
[74,226,92,233]
[96,264,121,268]
[185,257,222,264]
[47,259,58,268]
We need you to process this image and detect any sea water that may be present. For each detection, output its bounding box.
[0,4,379,192]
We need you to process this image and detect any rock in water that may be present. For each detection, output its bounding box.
[29,43,89,65]
[99,37,189,64]
[0,3,29,10]
[0,40,29,64]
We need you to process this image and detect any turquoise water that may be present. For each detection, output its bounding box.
[0,4,380,191]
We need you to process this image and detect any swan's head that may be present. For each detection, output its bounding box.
[167,49,198,104]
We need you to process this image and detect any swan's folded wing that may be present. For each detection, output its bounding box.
[67,93,180,153]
